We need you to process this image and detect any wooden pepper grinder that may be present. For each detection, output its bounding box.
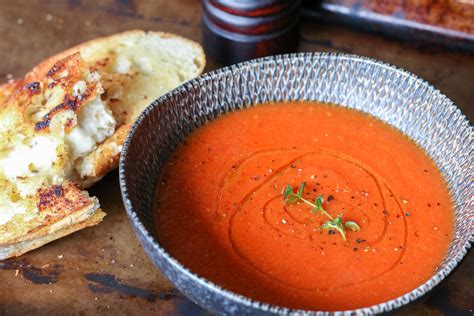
[202,0,301,65]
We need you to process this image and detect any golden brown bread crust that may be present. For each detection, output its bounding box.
[25,30,206,83]
[0,80,24,106]
[0,182,99,245]
[26,53,101,133]
[0,209,105,259]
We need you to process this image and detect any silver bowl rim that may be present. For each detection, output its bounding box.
[119,52,473,315]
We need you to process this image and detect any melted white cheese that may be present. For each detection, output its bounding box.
[72,80,87,97]
[134,56,153,75]
[115,55,132,74]
[65,96,116,159]
[0,199,27,226]
[0,136,58,180]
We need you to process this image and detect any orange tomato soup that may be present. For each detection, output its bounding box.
[154,102,453,311]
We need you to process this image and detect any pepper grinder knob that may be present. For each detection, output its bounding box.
[202,0,301,65]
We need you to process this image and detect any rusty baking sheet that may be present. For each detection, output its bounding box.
[302,0,474,51]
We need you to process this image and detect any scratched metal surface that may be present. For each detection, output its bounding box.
[0,0,472,315]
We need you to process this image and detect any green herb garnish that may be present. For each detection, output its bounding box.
[282,182,361,241]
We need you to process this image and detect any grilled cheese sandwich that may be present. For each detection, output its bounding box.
[0,30,205,259]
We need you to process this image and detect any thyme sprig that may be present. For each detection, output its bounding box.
[282,182,361,241]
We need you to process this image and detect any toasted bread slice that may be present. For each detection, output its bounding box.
[0,207,105,259]
[0,30,204,259]
[0,80,23,105]
[26,30,205,186]
[0,53,107,259]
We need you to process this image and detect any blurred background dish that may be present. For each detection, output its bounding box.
[303,0,474,52]
[202,0,474,65]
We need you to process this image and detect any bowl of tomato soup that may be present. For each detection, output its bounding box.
[119,53,472,314]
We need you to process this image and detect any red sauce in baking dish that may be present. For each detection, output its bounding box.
[154,102,453,311]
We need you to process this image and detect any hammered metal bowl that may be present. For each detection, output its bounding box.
[119,53,473,315]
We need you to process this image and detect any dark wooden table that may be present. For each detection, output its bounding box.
[0,1,472,315]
